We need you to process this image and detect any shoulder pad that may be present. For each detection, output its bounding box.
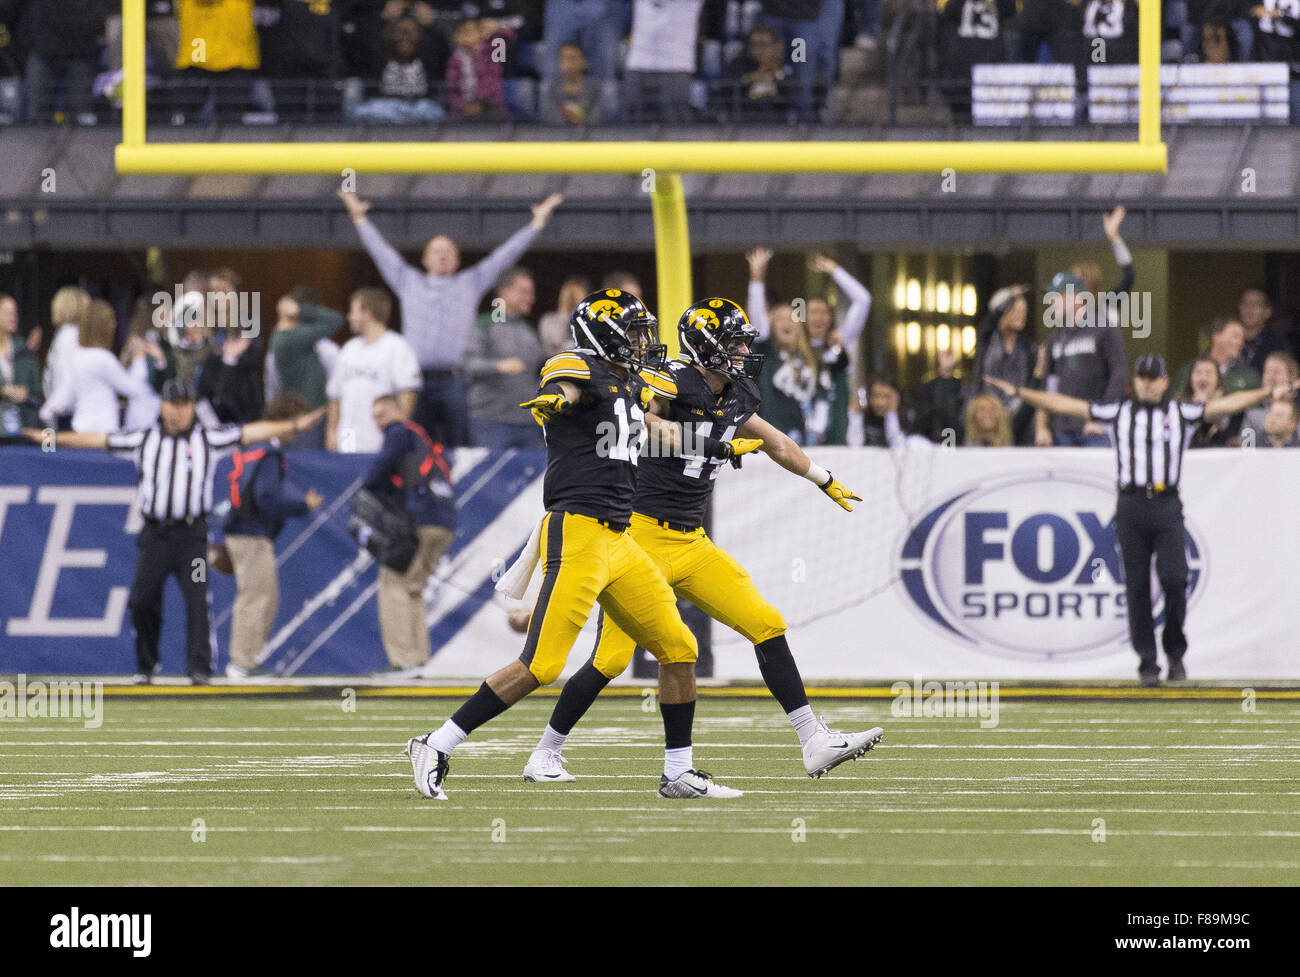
[540,352,592,385]
[638,367,678,401]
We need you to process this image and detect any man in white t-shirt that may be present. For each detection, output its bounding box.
[624,0,705,121]
[326,288,421,454]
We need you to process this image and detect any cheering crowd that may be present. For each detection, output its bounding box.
[4,2,1300,126]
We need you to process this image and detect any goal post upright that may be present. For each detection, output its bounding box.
[649,173,691,356]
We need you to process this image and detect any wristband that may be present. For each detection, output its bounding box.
[699,435,734,461]
[803,461,831,487]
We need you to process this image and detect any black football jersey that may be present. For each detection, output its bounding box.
[634,359,762,528]
[537,351,676,525]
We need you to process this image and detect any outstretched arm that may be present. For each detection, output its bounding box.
[339,189,415,295]
[984,375,1092,421]
[745,248,772,341]
[240,406,326,446]
[740,413,860,510]
[1203,382,1298,424]
[1103,205,1134,293]
[23,428,110,450]
[810,254,871,349]
[465,194,563,295]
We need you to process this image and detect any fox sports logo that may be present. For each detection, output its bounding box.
[898,471,1205,661]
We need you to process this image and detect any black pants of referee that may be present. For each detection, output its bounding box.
[127,519,213,678]
[1115,491,1189,678]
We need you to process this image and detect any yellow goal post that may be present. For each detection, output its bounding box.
[114,0,1167,345]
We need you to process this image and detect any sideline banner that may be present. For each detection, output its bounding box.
[710,447,1298,679]
[3,446,1296,679]
[0,446,547,676]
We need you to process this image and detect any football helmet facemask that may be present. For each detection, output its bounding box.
[677,298,764,380]
[570,288,666,371]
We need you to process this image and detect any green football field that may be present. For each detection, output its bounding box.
[2,690,1298,886]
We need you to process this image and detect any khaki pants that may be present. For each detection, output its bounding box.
[378,526,455,667]
[225,534,278,670]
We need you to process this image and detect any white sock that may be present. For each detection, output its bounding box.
[536,724,568,753]
[664,746,693,780]
[428,720,467,756]
[789,705,818,746]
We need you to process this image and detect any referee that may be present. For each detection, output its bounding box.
[26,378,324,685]
[986,356,1296,686]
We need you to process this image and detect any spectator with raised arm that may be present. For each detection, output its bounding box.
[1036,270,1129,447]
[338,188,563,447]
[266,291,344,450]
[753,303,817,442]
[748,248,870,445]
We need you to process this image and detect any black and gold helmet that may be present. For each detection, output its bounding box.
[677,298,764,380]
[570,288,665,370]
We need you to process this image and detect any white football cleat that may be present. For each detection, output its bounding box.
[523,749,576,783]
[405,734,450,800]
[658,768,743,799]
[803,721,884,779]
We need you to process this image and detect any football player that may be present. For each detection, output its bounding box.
[522,298,884,784]
[406,289,759,800]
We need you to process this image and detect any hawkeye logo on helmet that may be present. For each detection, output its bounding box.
[691,309,721,330]
[589,298,625,320]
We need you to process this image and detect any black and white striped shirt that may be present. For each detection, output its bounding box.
[1089,398,1205,492]
[105,423,243,521]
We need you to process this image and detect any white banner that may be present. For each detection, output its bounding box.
[711,447,1300,679]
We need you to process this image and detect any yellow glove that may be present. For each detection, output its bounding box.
[726,437,763,458]
[519,393,570,427]
[820,475,862,512]
[638,385,656,410]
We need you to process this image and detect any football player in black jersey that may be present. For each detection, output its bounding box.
[522,298,885,784]
[406,289,760,800]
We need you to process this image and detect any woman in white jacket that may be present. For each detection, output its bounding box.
[40,300,154,433]
[41,285,92,400]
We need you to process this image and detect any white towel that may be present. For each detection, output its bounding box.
[495,517,544,599]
